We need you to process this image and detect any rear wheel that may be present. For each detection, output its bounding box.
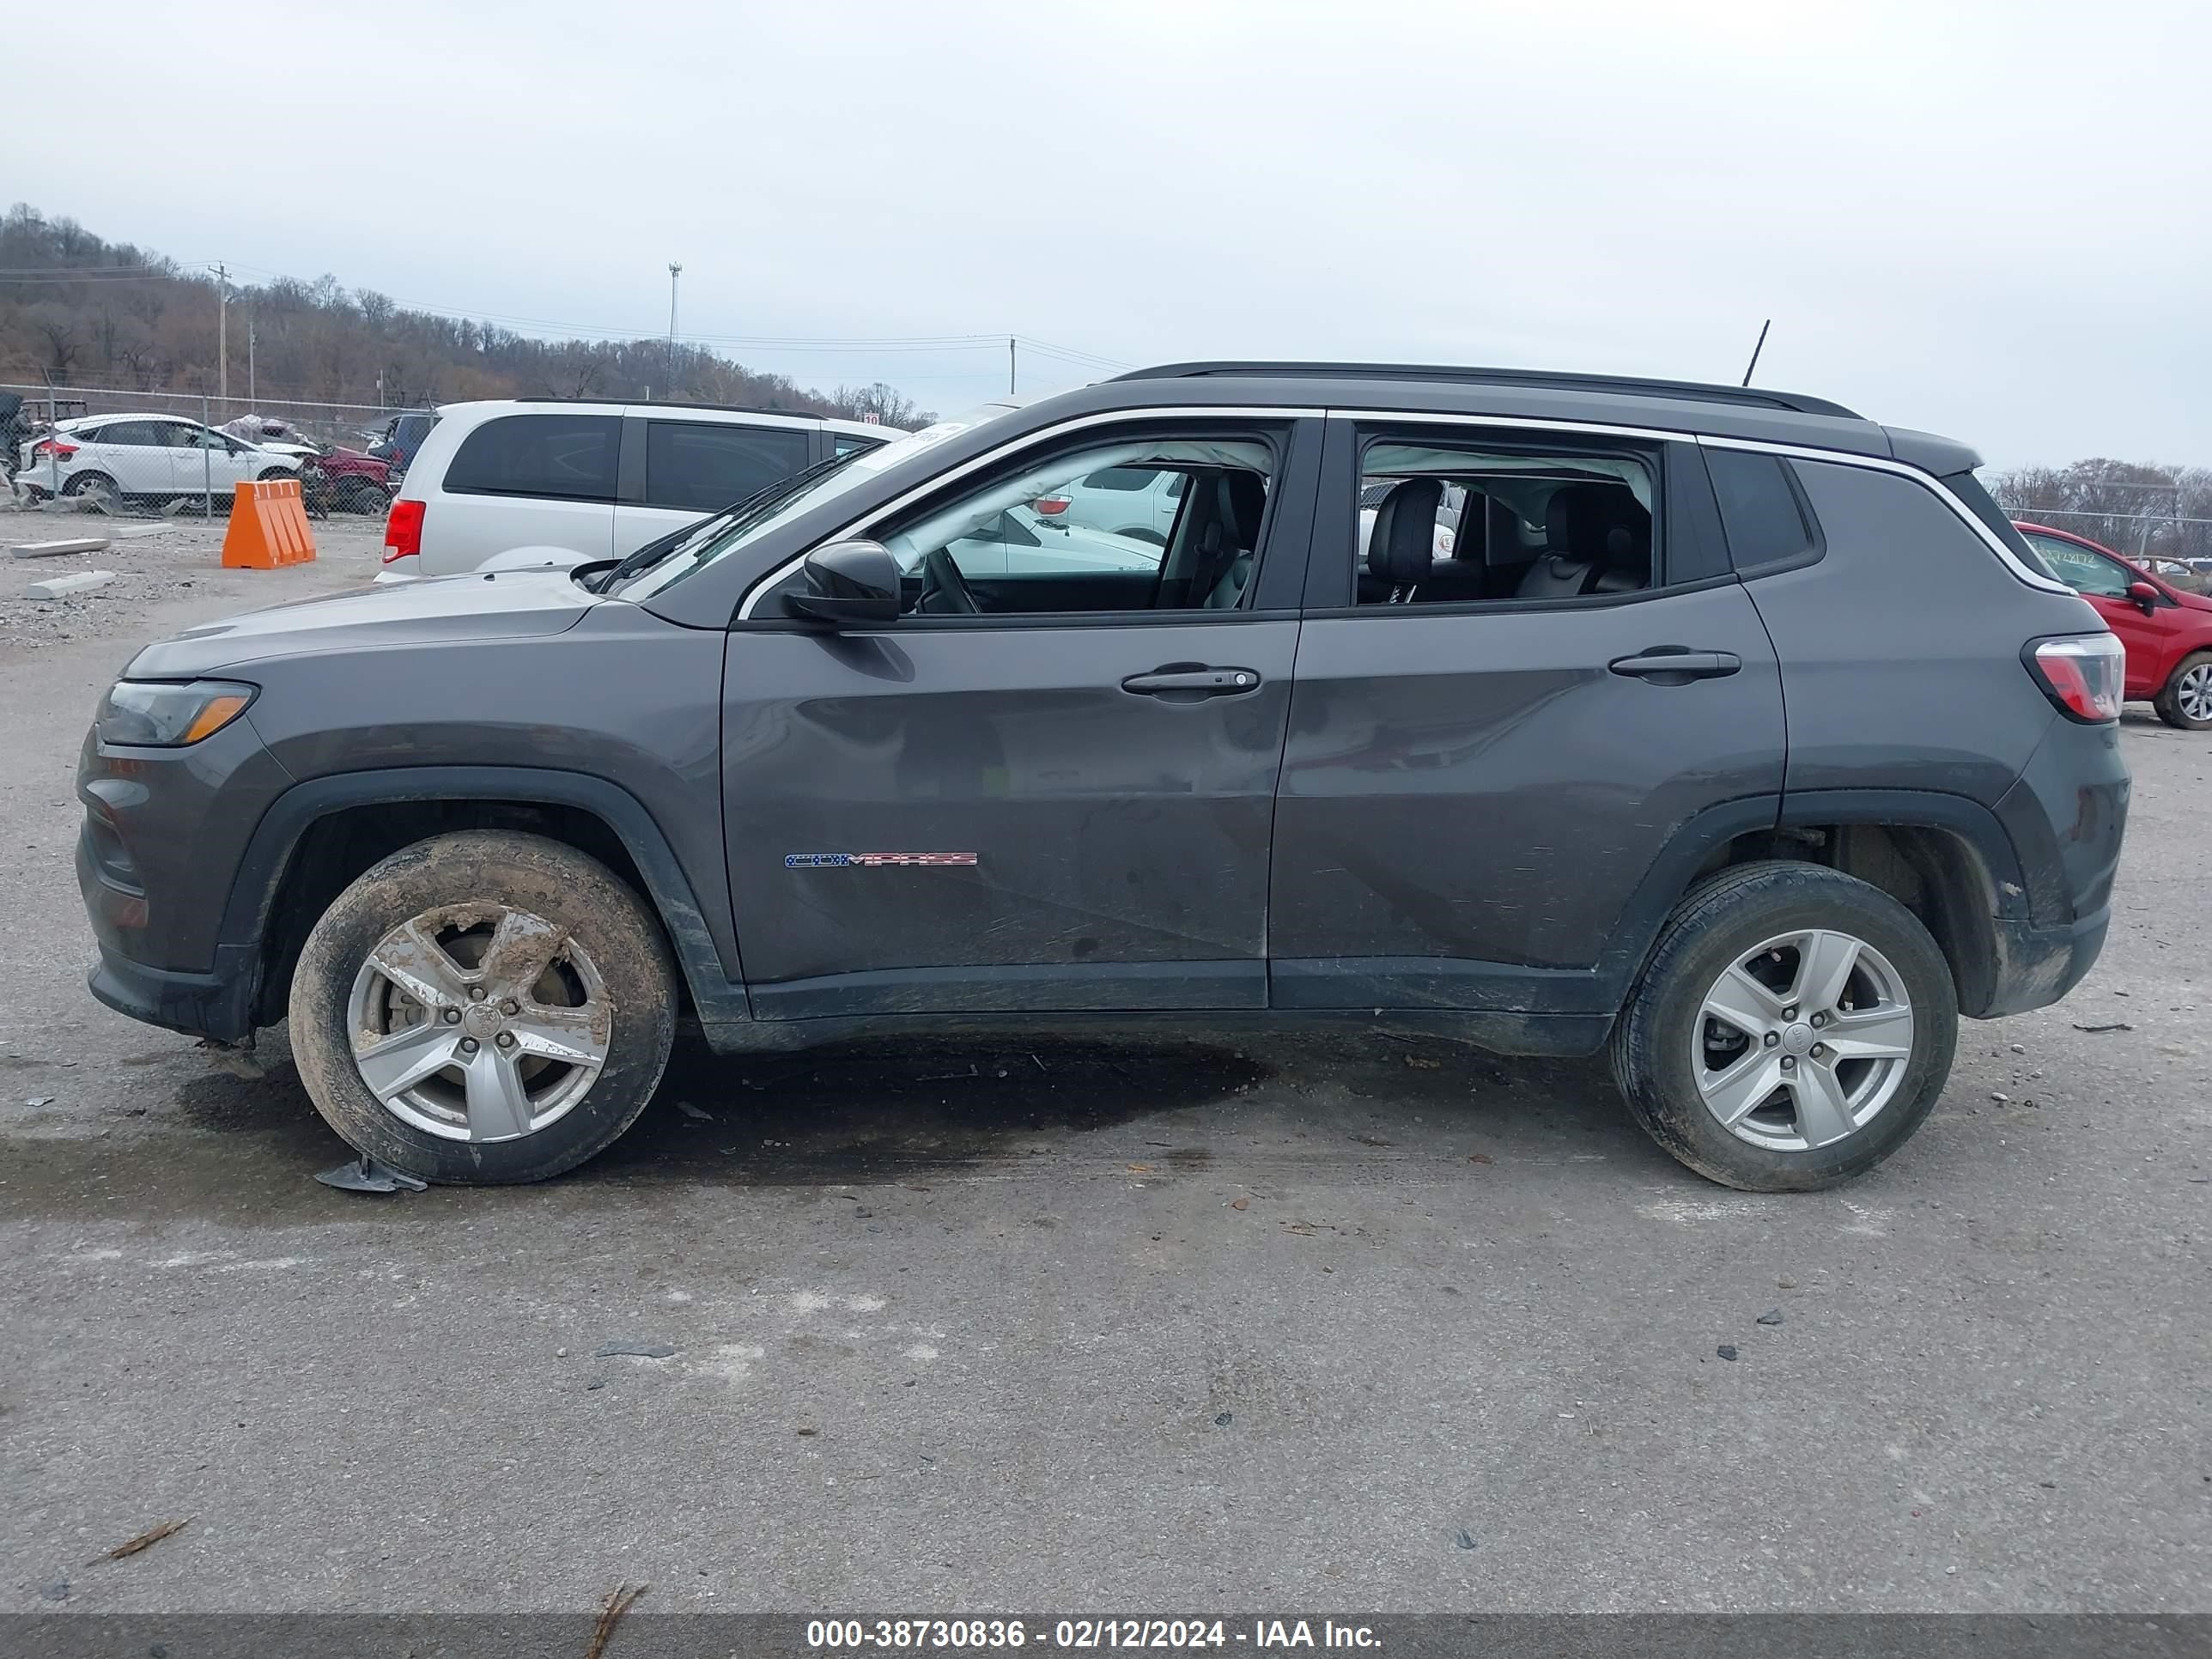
[62,470,118,501]
[2154,652,2212,730]
[288,830,678,1184]
[1611,861,1957,1191]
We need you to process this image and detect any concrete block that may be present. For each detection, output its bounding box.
[26,569,116,599]
[10,536,108,559]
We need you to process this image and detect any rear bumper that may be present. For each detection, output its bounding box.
[1979,904,2110,1018]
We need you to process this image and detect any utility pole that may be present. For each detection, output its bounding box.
[214,263,228,408]
[1008,336,1017,396]
[666,263,682,398]
[247,313,256,409]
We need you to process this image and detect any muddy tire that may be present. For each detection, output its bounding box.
[289,830,677,1184]
[1610,860,1957,1192]
[2153,651,2212,730]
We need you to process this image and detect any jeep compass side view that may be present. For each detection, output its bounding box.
[76,363,2130,1190]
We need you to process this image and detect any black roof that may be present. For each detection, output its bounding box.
[1117,361,1862,421]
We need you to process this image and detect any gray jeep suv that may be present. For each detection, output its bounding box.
[76,362,2130,1190]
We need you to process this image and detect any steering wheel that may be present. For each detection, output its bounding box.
[919,547,981,615]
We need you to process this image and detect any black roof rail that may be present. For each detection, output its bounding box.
[1113,362,1863,421]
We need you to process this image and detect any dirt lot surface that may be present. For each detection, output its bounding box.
[1,539,2206,1616]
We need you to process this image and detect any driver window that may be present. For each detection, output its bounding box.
[878,434,1278,617]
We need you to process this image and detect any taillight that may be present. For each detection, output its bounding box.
[2027,633,2125,723]
[383,498,425,562]
[1033,495,1070,516]
[33,440,77,459]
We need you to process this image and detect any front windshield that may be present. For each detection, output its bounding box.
[608,402,1022,601]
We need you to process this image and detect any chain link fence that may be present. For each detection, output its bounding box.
[1,382,426,520]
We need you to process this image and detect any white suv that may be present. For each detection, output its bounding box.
[377,399,891,580]
[18,413,301,504]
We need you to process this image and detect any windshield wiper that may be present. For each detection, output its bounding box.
[599,450,861,592]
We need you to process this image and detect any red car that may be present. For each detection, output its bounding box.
[2015,520,2212,729]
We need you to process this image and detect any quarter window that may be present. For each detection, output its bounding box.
[444,413,620,502]
[1706,448,1815,569]
[644,420,810,513]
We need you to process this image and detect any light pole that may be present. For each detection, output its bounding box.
[666,263,682,397]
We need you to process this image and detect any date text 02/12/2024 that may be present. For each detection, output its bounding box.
[805,1619,1380,1650]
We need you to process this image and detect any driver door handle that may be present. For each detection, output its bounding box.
[1121,665,1263,698]
[1608,648,1741,683]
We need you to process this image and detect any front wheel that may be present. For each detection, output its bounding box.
[2154,652,2212,730]
[288,830,678,1184]
[256,466,293,483]
[1611,861,1957,1191]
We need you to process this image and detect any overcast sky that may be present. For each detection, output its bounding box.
[19,0,2212,465]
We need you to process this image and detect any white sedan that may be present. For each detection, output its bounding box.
[17,413,301,503]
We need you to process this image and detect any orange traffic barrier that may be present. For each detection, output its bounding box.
[220,478,317,568]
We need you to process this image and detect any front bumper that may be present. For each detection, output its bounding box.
[76,716,294,1038]
[87,942,258,1042]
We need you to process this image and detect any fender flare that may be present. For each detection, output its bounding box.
[1597,788,2031,1007]
[217,766,749,1025]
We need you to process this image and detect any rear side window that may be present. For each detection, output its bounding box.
[833,433,881,458]
[645,420,811,513]
[444,414,619,501]
[1705,448,1816,570]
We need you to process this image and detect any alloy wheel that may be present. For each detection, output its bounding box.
[1692,928,1916,1152]
[345,903,610,1142]
[2179,662,2212,724]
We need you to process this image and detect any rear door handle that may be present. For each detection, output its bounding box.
[1608,648,1741,683]
[1121,665,1263,699]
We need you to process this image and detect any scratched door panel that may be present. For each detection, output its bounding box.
[722,621,1298,1017]
[1270,585,1784,1006]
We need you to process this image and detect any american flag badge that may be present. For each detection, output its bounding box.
[785,852,979,869]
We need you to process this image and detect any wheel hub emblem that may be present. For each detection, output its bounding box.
[1780,1021,1815,1055]
[462,1001,502,1038]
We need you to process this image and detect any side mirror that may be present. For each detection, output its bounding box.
[2128,580,2161,611]
[784,539,902,625]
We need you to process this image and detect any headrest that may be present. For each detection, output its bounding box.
[1545,484,1650,570]
[1367,477,1443,586]
[1222,471,1267,550]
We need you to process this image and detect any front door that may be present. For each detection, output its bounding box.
[722,419,1314,1018]
[1269,420,1786,1023]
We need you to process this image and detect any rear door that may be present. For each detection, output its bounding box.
[614,412,815,556]
[1270,417,1784,1026]
[87,420,179,497]
[431,410,622,567]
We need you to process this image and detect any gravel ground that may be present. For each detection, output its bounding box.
[1,495,391,653]
[0,560,2206,1618]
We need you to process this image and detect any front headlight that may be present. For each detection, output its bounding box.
[97,680,258,747]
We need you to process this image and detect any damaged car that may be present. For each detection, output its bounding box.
[77,363,2128,1189]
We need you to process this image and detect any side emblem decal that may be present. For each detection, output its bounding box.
[785,852,980,869]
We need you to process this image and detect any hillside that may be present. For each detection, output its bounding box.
[0,204,927,425]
